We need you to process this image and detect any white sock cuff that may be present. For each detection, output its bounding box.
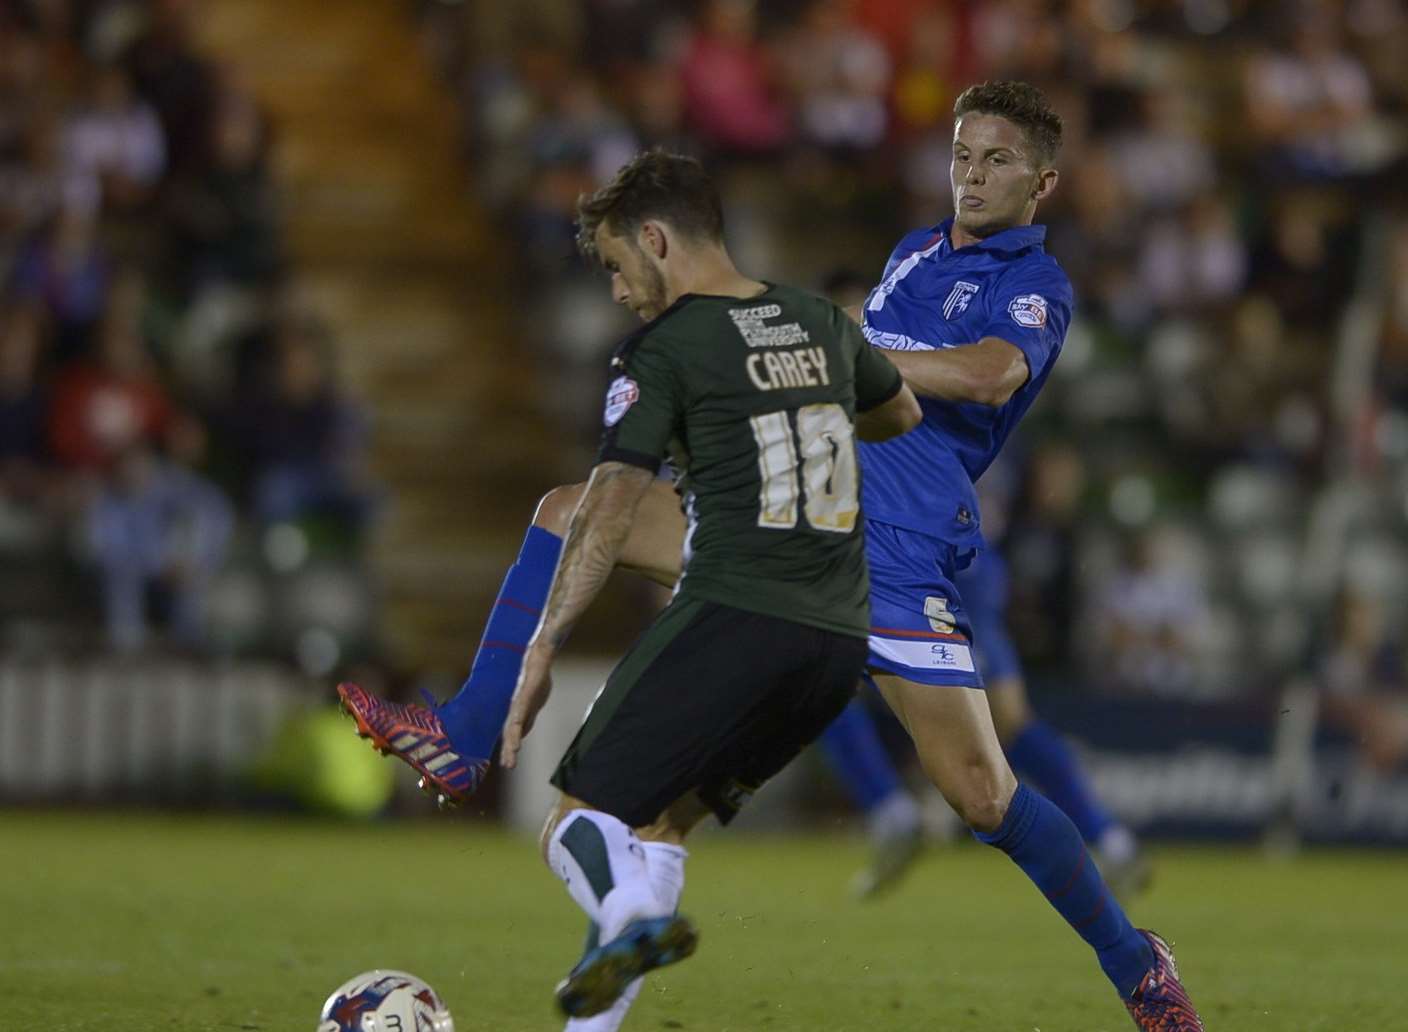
[640,840,688,912]
[640,841,688,862]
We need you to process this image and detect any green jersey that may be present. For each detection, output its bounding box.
[597,283,904,638]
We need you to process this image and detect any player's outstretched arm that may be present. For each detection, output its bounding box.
[882,336,1029,407]
[500,460,655,768]
[856,382,922,442]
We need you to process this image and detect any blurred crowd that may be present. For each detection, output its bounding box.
[0,0,376,663]
[417,0,1408,705]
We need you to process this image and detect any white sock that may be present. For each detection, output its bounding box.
[548,810,667,941]
[641,842,687,911]
[563,841,689,1032]
[1097,825,1138,866]
[867,790,921,841]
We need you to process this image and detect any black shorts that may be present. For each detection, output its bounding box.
[550,597,868,828]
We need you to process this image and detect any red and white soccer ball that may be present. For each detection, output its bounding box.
[317,970,454,1032]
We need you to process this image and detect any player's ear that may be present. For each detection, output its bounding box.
[1032,167,1058,202]
[639,220,668,261]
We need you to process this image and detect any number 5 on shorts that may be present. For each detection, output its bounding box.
[749,403,859,533]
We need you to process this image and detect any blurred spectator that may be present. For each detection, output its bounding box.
[0,119,101,260]
[64,62,167,212]
[780,0,891,154]
[1319,587,1408,772]
[529,73,638,186]
[124,0,219,173]
[48,294,172,471]
[1043,145,1143,327]
[221,314,375,530]
[1136,192,1247,315]
[888,5,963,139]
[1244,8,1378,181]
[10,206,110,357]
[1105,86,1214,213]
[679,0,791,156]
[0,30,49,154]
[1246,192,1359,332]
[1375,216,1408,407]
[1004,441,1087,675]
[0,303,50,502]
[86,442,233,652]
[1089,526,1214,697]
[624,61,691,153]
[163,76,281,293]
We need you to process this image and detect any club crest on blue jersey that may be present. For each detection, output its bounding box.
[603,375,639,427]
[943,281,980,320]
[1007,293,1049,328]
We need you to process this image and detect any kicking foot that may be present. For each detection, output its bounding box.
[851,823,923,900]
[336,682,487,809]
[555,915,699,1018]
[1125,930,1205,1031]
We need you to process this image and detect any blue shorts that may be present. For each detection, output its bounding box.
[864,521,984,689]
[954,550,1023,683]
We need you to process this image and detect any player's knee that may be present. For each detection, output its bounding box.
[635,793,711,845]
[532,483,585,537]
[538,811,560,868]
[539,799,579,867]
[955,791,1011,834]
[934,761,1016,834]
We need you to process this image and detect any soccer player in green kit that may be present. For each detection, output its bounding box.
[499,150,921,1016]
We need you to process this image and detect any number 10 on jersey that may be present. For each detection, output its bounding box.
[750,403,859,533]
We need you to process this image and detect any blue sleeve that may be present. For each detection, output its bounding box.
[979,264,1073,383]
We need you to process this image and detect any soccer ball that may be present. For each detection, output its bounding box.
[316,970,454,1032]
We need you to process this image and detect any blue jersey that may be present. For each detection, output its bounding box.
[857,218,1072,549]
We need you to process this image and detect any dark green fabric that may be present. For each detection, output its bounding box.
[597,284,893,638]
[559,816,615,904]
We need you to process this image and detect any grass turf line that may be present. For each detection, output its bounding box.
[1,811,1404,1031]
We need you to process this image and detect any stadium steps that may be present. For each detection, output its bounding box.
[194,1,578,671]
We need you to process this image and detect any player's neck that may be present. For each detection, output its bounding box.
[668,250,766,303]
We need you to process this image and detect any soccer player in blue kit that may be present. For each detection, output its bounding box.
[339,82,1205,1031]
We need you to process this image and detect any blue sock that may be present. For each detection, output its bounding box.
[976,784,1153,998]
[435,525,562,759]
[819,698,905,812]
[1006,719,1117,846]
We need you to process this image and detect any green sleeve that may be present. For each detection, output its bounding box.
[844,316,904,412]
[596,334,684,470]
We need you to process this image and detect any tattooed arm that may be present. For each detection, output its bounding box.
[500,461,656,767]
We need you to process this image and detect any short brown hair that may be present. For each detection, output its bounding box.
[575,149,725,259]
[954,81,1063,165]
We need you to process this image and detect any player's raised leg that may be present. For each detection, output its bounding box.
[818,696,923,898]
[337,479,685,807]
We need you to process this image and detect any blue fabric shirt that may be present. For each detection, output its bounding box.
[857,217,1072,549]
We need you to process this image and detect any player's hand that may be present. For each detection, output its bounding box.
[500,643,554,770]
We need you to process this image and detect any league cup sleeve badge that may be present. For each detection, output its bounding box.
[603,375,639,427]
[1007,294,1048,328]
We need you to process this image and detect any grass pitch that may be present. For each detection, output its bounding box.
[2,811,1404,1031]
